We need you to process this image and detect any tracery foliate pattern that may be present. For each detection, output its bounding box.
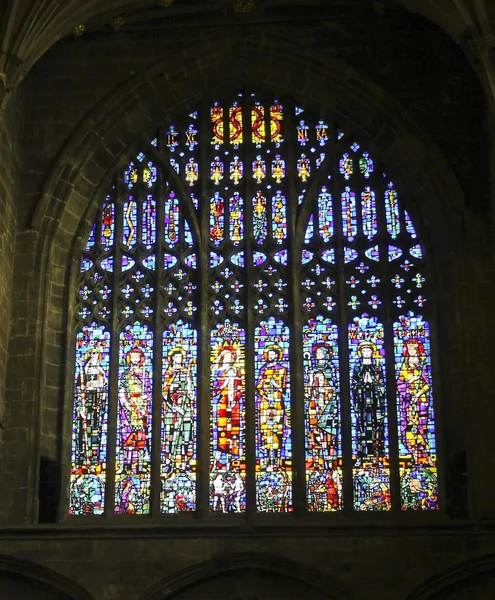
[70,93,438,516]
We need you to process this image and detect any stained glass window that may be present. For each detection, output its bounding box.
[71,93,439,517]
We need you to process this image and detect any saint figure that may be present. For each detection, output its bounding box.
[75,349,107,467]
[162,347,195,468]
[306,343,338,469]
[397,339,432,464]
[256,344,288,468]
[118,347,152,472]
[351,341,386,465]
[211,345,243,471]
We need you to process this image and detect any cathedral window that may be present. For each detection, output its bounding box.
[70,93,438,516]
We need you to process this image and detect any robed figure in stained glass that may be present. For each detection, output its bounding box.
[351,341,386,465]
[71,96,440,516]
[162,347,195,468]
[397,339,432,465]
[256,344,287,468]
[115,477,141,514]
[211,345,243,470]
[118,347,152,472]
[75,349,107,466]
[306,343,338,470]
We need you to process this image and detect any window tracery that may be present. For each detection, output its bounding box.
[70,92,438,516]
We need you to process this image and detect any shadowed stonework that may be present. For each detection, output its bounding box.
[0,2,494,599]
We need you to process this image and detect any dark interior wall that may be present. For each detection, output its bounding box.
[0,536,494,600]
[2,2,489,520]
[0,572,71,600]
[13,6,486,510]
[0,5,493,599]
[0,88,23,521]
[168,570,325,600]
[269,1,489,215]
[432,576,495,600]
[0,90,22,412]
[18,3,489,224]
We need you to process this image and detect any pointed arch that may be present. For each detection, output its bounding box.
[15,34,466,520]
[66,91,441,516]
[71,139,201,515]
[138,551,352,600]
[0,554,95,600]
[405,554,495,600]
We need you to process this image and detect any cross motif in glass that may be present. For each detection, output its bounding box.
[132,271,145,282]
[231,299,245,315]
[164,302,178,316]
[367,276,380,287]
[230,280,244,292]
[368,295,382,309]
[347,296,360,310]
[121,305,134,318]
[324,297,336,311]
[121,284,134,298]
[302,278,315,290]
[184,302,197,316]
[413,273,425,287]
[184,282,197,294]
[97,306,111,318]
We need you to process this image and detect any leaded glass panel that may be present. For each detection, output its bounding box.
[70,92,438,517]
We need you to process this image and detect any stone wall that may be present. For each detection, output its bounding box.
[0,5,494,600]
[0,529,494,600]
[0,89,22,412]
[11,12,480,522]
[0,88,23,521]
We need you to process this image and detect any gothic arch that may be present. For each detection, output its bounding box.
[33,34,466,244]
[14,33,467,520]
[138,551,352,600]
[405,553,495,600]
[0,553,95,600]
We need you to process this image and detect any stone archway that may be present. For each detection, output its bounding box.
[139,551,351,600]
[0,573,72,600]
[6,33,469,523]
[405,554,495,600]
[0,554,95,600]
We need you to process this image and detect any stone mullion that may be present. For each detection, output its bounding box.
[150,151,165,518]
[67,248,84,520]
[134,187,151,518]
[198,99,211,517]
[375,168,401,513]
[331,157,353,514]
[285,103,305,515]
[104,173,125,520]
[242,97,256,517]
[422,229,444,512]
[144,140,197,221]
